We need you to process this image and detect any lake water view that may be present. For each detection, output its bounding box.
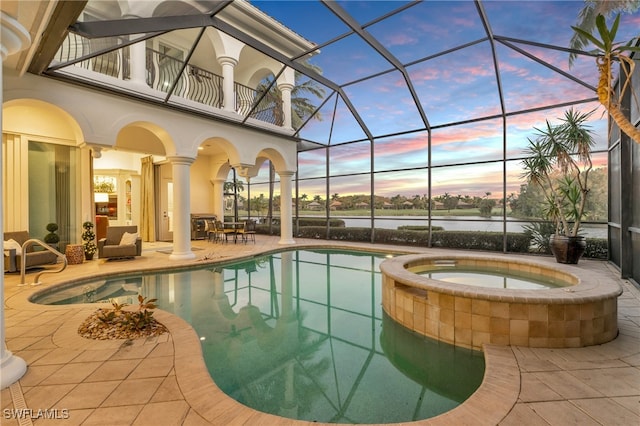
[330,216,607,239]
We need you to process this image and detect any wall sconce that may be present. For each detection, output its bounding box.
[94,193,109,203]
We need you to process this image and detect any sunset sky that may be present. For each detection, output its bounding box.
[245,1,639,199]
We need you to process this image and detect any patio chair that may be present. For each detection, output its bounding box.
[220,220,241,243]
[207,220,223,243]
[98,226,142,259]
[238,219,257,243]
[208,220,223,243]
[3,230,58,272]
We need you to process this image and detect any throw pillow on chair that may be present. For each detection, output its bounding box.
[119,232,139,246]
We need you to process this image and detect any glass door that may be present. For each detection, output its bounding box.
[28,141,78,251]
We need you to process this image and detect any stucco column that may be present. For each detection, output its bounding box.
[1,11,30,389]
[278,171,295,244]
[211,178,225,220]
[218,56,237,112]
[128,40,147,86]
[168,156,196,260]
[278,82,293,129]
[121,6,148,87]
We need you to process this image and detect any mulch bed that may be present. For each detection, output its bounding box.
[78,308,168,340]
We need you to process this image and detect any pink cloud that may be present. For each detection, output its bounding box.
[384,32,418,47]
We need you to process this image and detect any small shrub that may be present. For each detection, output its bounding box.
[44,222,60,244]
[260,222,606,258]
[296,218,345,227]
[584,238,607,259]
[431,231,531,253]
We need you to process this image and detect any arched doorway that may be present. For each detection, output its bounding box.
[2,99,84,250]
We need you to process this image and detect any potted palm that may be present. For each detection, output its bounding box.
[521,108,596,264]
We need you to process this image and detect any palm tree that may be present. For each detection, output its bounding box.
[570,4,640,144]
[289,71,326,129]
[224,172,245,222]
[257,60,326,129]
[569,0,639,65]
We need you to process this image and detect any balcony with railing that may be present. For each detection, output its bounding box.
[52,35,284,127]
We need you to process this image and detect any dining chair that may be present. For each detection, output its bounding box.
[239,219,256,243]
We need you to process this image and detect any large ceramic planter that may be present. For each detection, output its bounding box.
[550,235,586,264]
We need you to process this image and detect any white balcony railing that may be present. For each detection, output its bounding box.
[53,33,283,126]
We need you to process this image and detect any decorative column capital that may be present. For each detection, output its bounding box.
[217,55,238,67]
[0,12,31,60]
[231,163,258,179]
[278,170,296,178]
[277,82,294,92]
[166,155,195,166]
[79,143,110,158]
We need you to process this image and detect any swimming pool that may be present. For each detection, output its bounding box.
[33,248,485,423]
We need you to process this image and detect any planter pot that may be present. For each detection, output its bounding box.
[550,235,586,264]
[85,252,94,261]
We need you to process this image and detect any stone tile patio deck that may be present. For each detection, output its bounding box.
[2,236,639,425]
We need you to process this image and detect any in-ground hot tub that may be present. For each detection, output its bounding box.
[380,254,623,350]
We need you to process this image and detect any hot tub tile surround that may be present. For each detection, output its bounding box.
[380,254,622,350]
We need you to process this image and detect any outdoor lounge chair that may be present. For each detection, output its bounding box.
[98,226,142,259]
[3,230,58,272]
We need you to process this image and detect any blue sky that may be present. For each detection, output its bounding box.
[246,1,639,198]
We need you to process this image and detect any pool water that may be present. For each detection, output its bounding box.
[33,249,485,424]
[417,266,568,289]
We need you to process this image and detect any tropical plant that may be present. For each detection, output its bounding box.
[95,295,159,331]
[523,221,556,254]
[521,108,596,237]
[123,295,159,331]
[97,299,128,323]
[82,221,97,256]
[571,12,640,144]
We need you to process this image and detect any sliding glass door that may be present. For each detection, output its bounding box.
[28,141,79,251]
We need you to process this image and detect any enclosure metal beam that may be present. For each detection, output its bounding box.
[28,0,88,74]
